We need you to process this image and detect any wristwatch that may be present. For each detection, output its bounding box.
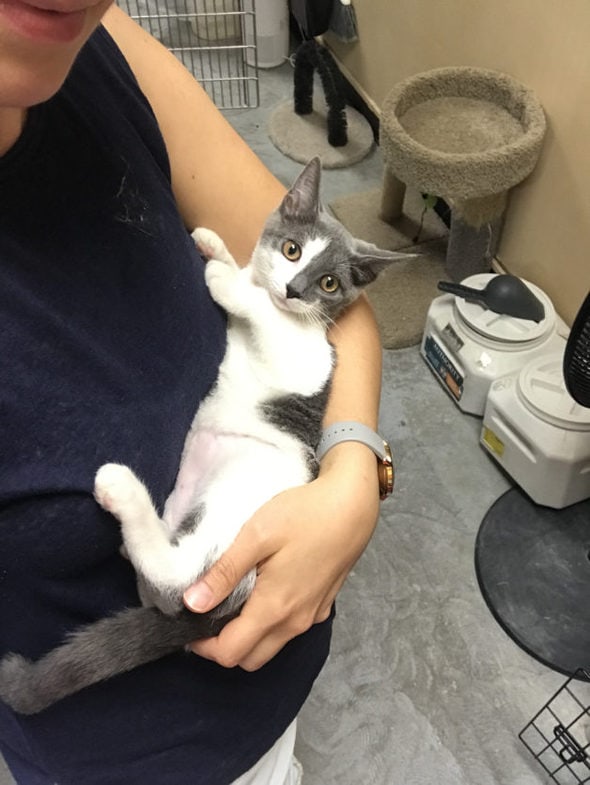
[316,421,394,500]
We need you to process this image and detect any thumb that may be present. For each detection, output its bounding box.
[182,524,266,613]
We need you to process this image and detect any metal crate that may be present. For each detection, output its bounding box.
[520,669,590,784]
[117,0,259,109]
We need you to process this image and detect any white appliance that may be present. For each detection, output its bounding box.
[481,349,590,509]
[420,273,565,416]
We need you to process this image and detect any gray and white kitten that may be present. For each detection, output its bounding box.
[0,157,407,714]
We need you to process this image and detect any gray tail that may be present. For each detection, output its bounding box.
[0,606,234,715]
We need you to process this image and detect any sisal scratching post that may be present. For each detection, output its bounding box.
[379,67,546,281]
[268,40,374,169]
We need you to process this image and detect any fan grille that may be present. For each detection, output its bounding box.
[564,292,590,408]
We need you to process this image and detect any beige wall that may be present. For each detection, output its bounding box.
[325,0,590,325]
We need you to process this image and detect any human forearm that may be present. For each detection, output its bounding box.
[319,294,383,499]
[324,294,382,428]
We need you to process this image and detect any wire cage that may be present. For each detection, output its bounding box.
[520,669,590,784]
[117,0,259,109]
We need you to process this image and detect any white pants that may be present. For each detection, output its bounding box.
[230,721,301,785]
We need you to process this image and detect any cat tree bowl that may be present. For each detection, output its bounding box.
[379,66,546,279]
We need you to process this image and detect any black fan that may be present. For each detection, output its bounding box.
[475,292,590,679]
[564,292,590,407]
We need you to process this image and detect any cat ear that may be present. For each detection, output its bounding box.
[351,241,418,286]
[279,157,322,221]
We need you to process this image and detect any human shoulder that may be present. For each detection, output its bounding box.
[101,5,285,262]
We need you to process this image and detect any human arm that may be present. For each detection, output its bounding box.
[103,4,284,263]
[103,6,384,670]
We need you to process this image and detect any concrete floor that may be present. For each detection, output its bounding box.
[0,55,567,785]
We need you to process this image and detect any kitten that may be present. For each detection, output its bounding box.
[0,157,407,714]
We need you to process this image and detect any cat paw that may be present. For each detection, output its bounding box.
[204,257,230,287]
[192,227,224,260]
[94,463,142,518]
[193,227,237,268]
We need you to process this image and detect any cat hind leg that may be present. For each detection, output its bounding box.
[95,464,175,583]
[95,464,210,592]
[94,463,152,517]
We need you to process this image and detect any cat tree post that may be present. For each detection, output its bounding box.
[378,66,546,280]
[380,169,406,223]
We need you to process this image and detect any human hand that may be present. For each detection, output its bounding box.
[183,442,380,671]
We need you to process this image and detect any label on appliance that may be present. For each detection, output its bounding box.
[442,322,464,353]
[423,335,464,401]
[482,426,504,456]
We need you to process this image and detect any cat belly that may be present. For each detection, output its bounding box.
[202,436,310,523]
[166,429,310,528]
[166,433,310,586]
[163,429,219,528]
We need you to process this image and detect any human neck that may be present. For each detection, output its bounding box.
[0,107,27,156]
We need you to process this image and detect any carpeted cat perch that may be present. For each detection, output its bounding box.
[379,66,546,280]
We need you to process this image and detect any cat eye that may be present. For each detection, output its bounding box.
[282,240,302,261]
[320,275,340,293]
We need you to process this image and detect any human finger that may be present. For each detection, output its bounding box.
[183,520,274,613]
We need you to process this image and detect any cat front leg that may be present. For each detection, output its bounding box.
[193,226,272,321]
[192,226,254,316]
[204,255,260,320]
[192,227,237,268]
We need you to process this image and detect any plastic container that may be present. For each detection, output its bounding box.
[245,0,289,68]
[421,273,565,416]
[481,349,590,509]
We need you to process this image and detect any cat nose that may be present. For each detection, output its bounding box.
[285,283,300,299]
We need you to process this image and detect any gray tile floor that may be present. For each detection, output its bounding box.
[0,58,567,785]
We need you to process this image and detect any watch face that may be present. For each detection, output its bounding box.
[378,442,394,500]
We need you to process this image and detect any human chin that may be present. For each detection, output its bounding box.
[0,0,112,105]
[0,0,112,45]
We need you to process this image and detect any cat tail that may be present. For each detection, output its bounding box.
[0,605,235,715]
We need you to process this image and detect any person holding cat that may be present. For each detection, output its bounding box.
[0,3,389,784]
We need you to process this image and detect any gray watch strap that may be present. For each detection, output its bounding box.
[316,421,388,462]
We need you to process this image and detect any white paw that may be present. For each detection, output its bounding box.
[204,257,230,287]
[94,463,140,518]
[192,227,225,260]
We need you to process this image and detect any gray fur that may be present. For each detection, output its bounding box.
[0,606,236,715]
[259,162,405,322]
[0,157,409,715]
[171,502,206,545]
[135,572,184,615]
[260,379,333,478]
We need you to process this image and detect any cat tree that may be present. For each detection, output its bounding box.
[379,66,546,280]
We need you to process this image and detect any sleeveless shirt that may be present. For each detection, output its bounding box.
[0,26,332,785]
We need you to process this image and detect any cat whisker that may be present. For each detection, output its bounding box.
[301,307,327,331]
[311,304,338,331]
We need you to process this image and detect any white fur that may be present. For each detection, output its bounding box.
[94,227,333,597]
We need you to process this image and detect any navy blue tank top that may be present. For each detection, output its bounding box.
[0,26,331,785]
